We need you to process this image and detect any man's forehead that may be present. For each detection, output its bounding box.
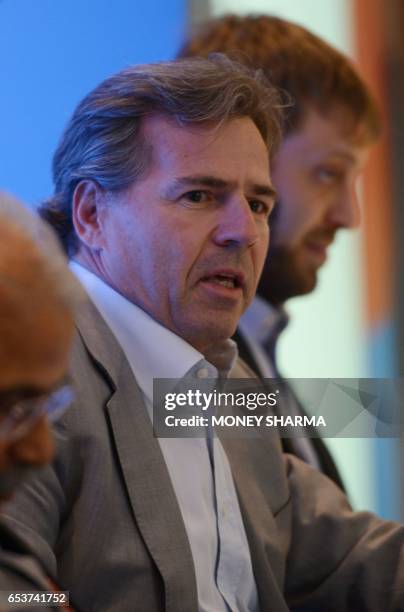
[136,113,272,191]
[141,112,268,151]
[0,305,73,392]
[285,106,373,161]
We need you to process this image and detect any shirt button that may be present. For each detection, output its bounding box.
[196,367,209,379]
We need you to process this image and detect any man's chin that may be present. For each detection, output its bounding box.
[183,320,239,354]
[258,250,319,303]
[294,265,319,296]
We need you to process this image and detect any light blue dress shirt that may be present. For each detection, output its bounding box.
[239,295,320,469]
[71,261,259,612]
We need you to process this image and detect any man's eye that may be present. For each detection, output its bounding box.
[249,200,268,215]
[317,167,343,183]
[183,190,210,203]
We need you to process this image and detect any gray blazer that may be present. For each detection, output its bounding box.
[1,300,403,611]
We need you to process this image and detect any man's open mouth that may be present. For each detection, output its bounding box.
[201,271,243,290]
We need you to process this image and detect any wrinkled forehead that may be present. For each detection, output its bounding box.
[138,114,271,179]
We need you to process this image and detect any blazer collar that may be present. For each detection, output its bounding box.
[74,298,198,611]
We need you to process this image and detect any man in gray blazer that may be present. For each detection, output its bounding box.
[1,57,403,611]
[0,192,83,610]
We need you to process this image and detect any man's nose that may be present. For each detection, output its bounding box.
[325,184,361,229]
[213,197,262,247]
[10,416,55,468]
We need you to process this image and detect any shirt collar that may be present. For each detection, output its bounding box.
[70,262,237,400]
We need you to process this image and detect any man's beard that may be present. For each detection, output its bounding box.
[257,242,318,306]
[258,199,338,305]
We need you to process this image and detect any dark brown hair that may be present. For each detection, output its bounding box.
[179,14,380,138]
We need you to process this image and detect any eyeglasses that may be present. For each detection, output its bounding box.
[0,385,74,442]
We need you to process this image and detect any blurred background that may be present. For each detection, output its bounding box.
[1,0,402,519]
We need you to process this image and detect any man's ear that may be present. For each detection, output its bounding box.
[72,180,108,251]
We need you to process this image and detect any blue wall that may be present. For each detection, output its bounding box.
[0,0,186,205]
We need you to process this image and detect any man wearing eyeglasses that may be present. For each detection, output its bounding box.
[0,192,81,610]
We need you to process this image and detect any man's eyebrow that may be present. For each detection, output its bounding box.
[0,387,44,403]
[251,183,278,200]
[0,376,71,404]
[164,175,277,200]
[323,150,358,164]
[164,176,232,196]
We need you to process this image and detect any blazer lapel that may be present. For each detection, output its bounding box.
[75,299,198,611]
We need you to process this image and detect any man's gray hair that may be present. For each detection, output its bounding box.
[0,191,85,309]
[40,55,283,254]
